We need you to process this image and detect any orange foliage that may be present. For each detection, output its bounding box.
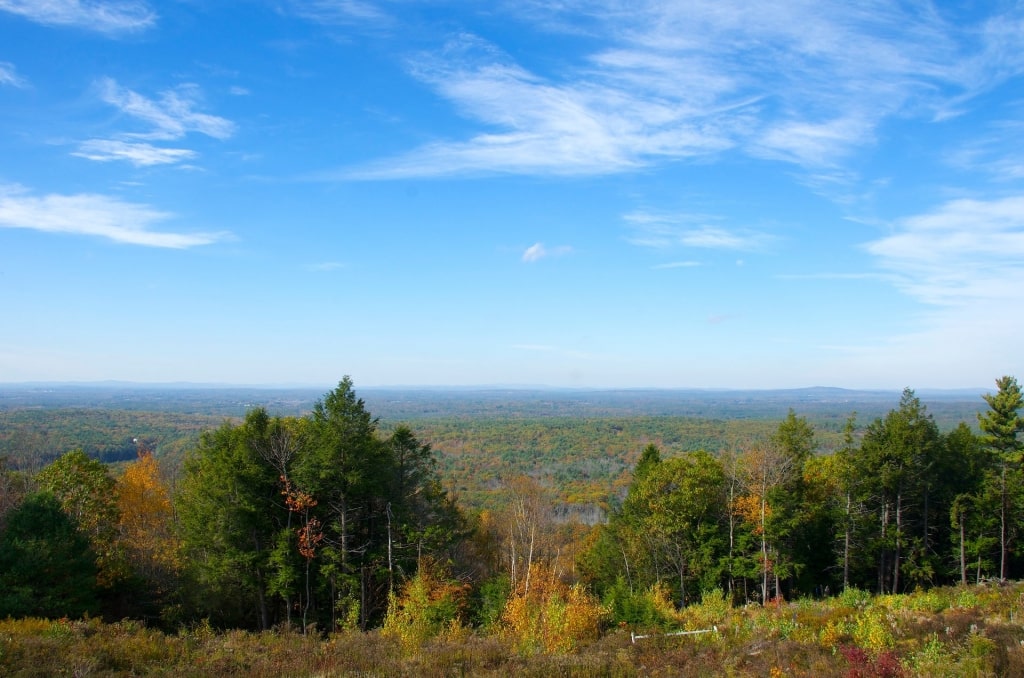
[116,452,180,582]
[501,561,607,654]
[732,493,769,535]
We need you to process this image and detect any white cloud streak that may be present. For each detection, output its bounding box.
[652,261,701,269]
[98,78,235,141]
[0,0,155,34]
[307,261,346,272]
[0,61,26,87]
[0,185,226,248]
[290,0,392,26]
[72,79,234,167]
[72,139,197,166]
[836,195,1024,386]
[866,196,1024,307]
[345,2,1024,179]
[625,211,772,251]
[522,242,572,262]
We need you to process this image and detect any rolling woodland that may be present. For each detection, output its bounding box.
[2,376,1024,676]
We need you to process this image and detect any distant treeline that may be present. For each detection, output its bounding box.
[0,386,986,513]
[0,376,1021,645]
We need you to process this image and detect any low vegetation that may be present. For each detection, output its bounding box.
[2,376,1024,675]
[3,582,1024,676]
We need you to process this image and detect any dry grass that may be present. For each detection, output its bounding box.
[3,583,1024,677]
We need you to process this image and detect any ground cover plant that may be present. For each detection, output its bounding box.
[3,582,1024,676]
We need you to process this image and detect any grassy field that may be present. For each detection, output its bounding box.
[4,581,1024,677]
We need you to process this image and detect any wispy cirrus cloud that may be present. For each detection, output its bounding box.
[307,261,346,272]
[346,35,735,179]
[652,261,701,270]
[946,117,1024,182]
[522,242,573,262]
[0,61,26,88]
[833,195,1024,386]
[72,79,234,167]
[290,0,392,26]
[344,2,1024,180]
[624,211,772,251]
[72,139,197,167]
[98,78,235,141]
[0,185,226,248]
[0,0,155,34]
[866,195,1024,307]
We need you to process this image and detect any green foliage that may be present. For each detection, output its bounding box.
[838,586,872,610]
[585,447,728,611]
[175,379,464,632]
[0,407,218,470]
[36,450,127,588]
[472,574,511,630]
[0,456,29,531]
[854,388,945,593]
[2,582,1024,676]
[978,376,1024,457]
[0,492,99,618]
[501,563,608,655]
[175,408,287,629]
[601,578,676,629]
[381,566,467,651]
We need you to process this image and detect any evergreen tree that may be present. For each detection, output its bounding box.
[176,408,290,628]
[0,492,99,618]
[977,376,1024,580]
[856,389,941,593]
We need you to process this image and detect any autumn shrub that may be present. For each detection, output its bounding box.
[603,578,676,630]
[381,566,468,652]
[502,562,608,654]
[953,587,980,609]
[838,586,873,610]
[840,644,904,678]
[896,587,948,614]
[677,587,730,632]
[851,607,895,653]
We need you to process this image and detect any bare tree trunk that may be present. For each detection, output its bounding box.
[524,519,536,595]
[678,551,687,609]
[893,491,902,594]
[620,544,633,592]
[843,490,851,591]
[386,502,394,596]
[1001,464,1008,581]
[959,508,967,586]
[761,494,769,604]
[879,501,888,595]
[727,465,738,600]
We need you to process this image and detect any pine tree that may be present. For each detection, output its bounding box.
[977,376,1024,580]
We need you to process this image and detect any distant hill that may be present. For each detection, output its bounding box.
[0,384,988,509]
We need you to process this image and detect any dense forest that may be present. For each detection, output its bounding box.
[1,376,1023,675]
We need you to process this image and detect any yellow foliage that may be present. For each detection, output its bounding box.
[381,566,468,652]
[732,493,769,534]
[501,562,607,654]
[116,453,181,582]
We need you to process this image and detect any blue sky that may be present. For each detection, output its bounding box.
[1,1,1023,389]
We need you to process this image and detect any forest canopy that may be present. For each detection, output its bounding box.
[1,376,1022,645]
